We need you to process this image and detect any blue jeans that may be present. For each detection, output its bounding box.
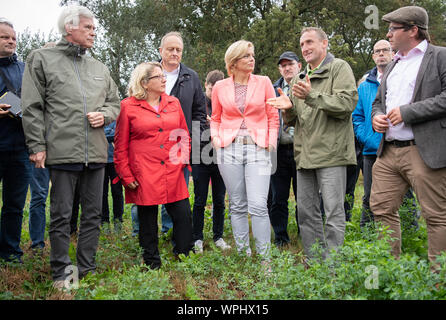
[29,167,50,249]
[131,167,191,235]
[0,150,32,261]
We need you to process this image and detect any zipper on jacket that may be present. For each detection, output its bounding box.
[73,54,89,166]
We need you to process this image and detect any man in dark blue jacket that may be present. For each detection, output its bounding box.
[353,39,418,228]
[158,32,206,234]
[270,51,301,246]
[0,18,31,262]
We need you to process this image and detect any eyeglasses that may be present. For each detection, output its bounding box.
[388,26,409,33]
[148,74,167,81]
[373,48,392,54]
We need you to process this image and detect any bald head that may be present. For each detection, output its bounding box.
[372,40,393,72]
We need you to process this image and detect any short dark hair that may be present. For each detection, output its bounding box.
[402,24,431,42]
[205,70,225,86]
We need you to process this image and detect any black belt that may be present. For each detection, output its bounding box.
[385,140,416,148]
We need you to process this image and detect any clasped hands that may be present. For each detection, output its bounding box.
[372,108,403,133]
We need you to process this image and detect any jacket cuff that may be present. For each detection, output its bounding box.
[29,144,46,155]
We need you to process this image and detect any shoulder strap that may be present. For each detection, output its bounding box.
[0,68,17,95]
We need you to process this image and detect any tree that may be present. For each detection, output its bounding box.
[16,29,58,62]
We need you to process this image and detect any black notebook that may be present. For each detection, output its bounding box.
[0,91,22,118]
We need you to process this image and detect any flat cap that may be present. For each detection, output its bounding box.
[278,51,299,64]
[382,6,429,30]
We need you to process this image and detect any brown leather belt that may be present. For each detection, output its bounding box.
[385,140,416,148]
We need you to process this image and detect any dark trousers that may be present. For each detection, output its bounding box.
[191,163,226,242]
[361,154,418,228]
[49,167,104,280]
[138,198,193,269]
[101,163,124,224]
[70,182,81,235]
[0,150,32,261]
[269,144,297,245]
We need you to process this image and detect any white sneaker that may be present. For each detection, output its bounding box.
[194,240,203,253]
[215,238,231,250]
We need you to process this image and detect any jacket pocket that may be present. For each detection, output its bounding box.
[441,119,446,128]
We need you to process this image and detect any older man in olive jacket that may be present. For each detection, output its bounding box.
[21,6,120,287]
[268,27,358,260]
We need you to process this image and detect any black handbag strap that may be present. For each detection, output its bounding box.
[0,68,18,96]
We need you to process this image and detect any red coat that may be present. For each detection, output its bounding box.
[114,94,190,206]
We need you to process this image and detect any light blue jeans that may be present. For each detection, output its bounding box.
[217,143,272,258]
[29,167,50,249]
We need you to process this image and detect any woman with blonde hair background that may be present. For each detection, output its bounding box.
[114,62,193,269]
[210,40,279,266]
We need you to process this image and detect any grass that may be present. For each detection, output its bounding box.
[1,175,445,300]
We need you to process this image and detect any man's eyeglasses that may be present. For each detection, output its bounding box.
[388,26,410,33]
[148,74,167,81]
[373,48,392,54]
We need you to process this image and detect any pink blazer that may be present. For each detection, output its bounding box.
[210,74,279,148]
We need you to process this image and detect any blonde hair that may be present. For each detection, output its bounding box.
[224,40,254,76]
[128,62,162,100]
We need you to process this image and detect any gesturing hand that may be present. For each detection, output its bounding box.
[266,88,292,110]
[292,74,311,100]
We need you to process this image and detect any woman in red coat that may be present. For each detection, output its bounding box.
[114,61,193,269]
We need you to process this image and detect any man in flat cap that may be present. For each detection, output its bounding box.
[371,6,446,270]
[269,51,301,247]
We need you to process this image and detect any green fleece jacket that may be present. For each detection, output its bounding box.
[283,53,358,169]
[21,38,120,165]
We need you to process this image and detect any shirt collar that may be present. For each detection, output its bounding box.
[163,64,180,76]
[394,39,428,61]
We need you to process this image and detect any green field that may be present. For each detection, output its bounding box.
[1,177,445,300]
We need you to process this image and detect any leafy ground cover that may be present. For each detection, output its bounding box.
[0,179,445,300]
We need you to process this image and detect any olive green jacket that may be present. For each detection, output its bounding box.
[21,38,121,165]
[283,53,358,169]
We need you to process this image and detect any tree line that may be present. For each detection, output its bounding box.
[15,0,446,98]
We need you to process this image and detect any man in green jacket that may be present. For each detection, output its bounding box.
[21,5,120,289]
[267,27,358,260]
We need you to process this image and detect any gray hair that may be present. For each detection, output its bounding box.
[159,31,183,48]
[57,5,94,36]
[0,17,14,29]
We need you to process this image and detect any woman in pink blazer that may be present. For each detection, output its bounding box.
[210,40,279,268]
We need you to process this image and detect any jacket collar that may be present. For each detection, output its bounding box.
[302,53,335,78]
[128,93,177,113]
[273,77,285,89]
[365,67,379,84]
[0,53,18,67]
[56,38,87,57]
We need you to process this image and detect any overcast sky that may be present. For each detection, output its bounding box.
[1,0,63,35]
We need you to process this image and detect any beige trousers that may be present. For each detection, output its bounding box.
[370,144,446,267]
